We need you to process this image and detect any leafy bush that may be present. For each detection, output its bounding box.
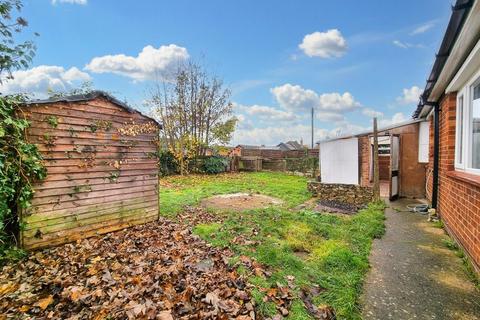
[285,157,318,174]
[0,95,46,245]
[201,156,228,174]
[158,149,178,176]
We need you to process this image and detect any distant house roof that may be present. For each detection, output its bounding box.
[236,144,281,150]
[277,141,304,151]
[25,90,162,127]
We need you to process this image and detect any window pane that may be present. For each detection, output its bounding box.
[458,96,463,164]
[473,84,480,169]
[474,84,480,99]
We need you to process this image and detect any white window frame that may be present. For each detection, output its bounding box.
[455,94,465,169]
[455,68,480,175]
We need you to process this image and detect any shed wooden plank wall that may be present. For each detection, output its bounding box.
[20,97,159,249]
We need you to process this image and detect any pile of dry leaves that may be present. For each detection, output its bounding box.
[1,205,337,320]
[0,218,257,319]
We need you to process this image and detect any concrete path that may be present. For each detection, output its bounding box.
[361,199,480,320]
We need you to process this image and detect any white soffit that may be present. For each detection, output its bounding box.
[430,1,480,101]
[446,37,480,92]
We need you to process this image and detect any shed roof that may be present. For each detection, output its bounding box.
[317,118,424,144]
[25,91,161,128]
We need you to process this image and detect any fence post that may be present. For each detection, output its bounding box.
[373,117,380,201]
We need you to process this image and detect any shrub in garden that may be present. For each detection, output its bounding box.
[158,149,179,176]
[201,156,228,174]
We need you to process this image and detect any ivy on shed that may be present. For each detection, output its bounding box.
[0,95,46,244]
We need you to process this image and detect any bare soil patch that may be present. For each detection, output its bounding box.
[201,193,283,211]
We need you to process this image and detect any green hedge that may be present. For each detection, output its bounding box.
[285,157,318,173]
[159,150,229,175]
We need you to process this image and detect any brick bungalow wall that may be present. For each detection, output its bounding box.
[428,92,480,270]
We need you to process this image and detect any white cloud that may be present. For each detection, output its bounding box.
[396,86,423,105]
[362,108,384,118]
[236,114,254,130]
[243,104,298,122]
[233,124,330,146]
[378,112,408,127]
[316,111,345,122]
[270,84,318,111]
[393,40,410,49]
[85,44,189,81]
[392,40,425,49]
[52,0,87,4]
[410,22,435,35]
[318,92,361,112]
[0,65,91,97]
[328,121,368,139]
[271,84,361,113]
[299,29,347,58]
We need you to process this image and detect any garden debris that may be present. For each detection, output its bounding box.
[299,286,336,320]
[314,200,360,215]
[178,206,223,226]
[0,218,257,319]
[260,282,295,318]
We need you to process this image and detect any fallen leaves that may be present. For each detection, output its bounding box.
[33,295,53,310]
[0,282,17,295]
[299,286,336,320]
[1,204,339,319]
[0,218,257,319]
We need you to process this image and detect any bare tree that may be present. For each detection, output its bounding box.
[149,60,237,174]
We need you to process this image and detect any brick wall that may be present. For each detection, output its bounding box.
[430,92,480,271]
[359,136,371,187]
[379,156,390,180]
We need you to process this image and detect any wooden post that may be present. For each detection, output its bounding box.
[373,117,380,201]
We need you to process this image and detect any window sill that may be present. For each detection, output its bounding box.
[447,170,480,187]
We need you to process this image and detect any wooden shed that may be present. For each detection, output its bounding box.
[19,91,161,249]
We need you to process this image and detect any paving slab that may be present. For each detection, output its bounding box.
[361,198,480,320]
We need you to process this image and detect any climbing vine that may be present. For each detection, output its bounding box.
[0,95,46,244]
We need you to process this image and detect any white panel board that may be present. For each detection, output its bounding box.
[391,176,399,197]
[391,136,399,171]
[320,138,359,185]
[418,121,430,163]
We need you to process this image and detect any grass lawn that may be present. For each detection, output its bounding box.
[160,172,385,319]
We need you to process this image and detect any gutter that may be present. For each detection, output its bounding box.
[413,0,475,209]
[413,0,474,118]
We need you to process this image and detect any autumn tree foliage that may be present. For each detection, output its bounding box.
[149,61,237,175]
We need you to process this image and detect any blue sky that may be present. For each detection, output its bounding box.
[2,0,452,145]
